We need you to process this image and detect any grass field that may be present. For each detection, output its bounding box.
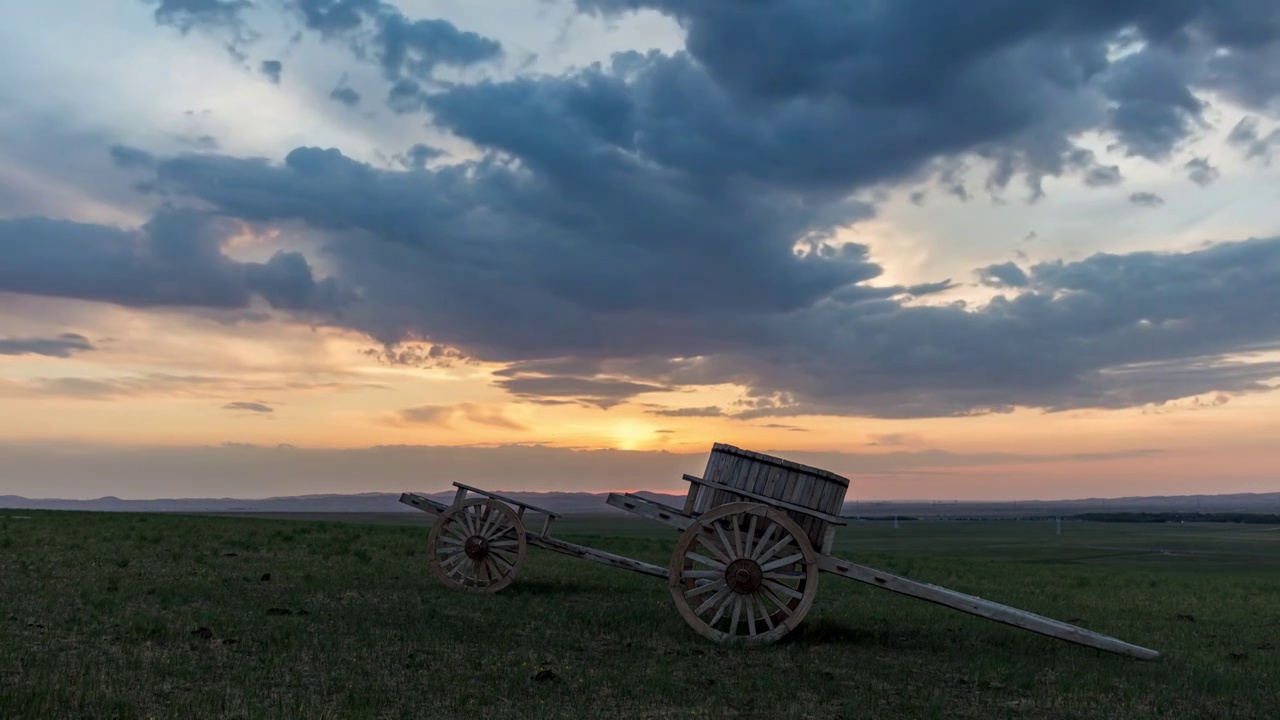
[2,511,1278,719]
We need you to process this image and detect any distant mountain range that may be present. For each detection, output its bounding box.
[3,490,1279,517]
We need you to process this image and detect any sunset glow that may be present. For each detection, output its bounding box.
[2,1,1280,501]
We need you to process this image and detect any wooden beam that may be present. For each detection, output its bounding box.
[681,475,849,526]
[605,493,695,531]
[816,555,1160,661]
[452,482,561,518]
[399,492,448,516]
[528,534,667,579]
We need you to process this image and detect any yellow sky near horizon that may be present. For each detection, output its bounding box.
[4,291,1280,501]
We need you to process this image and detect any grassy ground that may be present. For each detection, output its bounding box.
[1,511,1278,719]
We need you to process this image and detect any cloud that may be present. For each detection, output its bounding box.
[109,145,157,170]
[390,403,528,430]
[1227,116,1280,163]
[223,401,273,413]
[0,208,352,314]
[645,406,724,418]
[260,60,283,84]
[0,333,95,358]
[0,373,385,400]
[976,261,1030,288]
[1184,156,1220,186]
[493,374,671,409]
[329,86,361,107]
[1129,191,1166,208]
[0,440,1177,500]
[8,0,1280,423]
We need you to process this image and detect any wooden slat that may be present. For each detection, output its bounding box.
[681,475,848,525]
[398,492,448,515]
[816,555,1160,661]
[528,534,667,579]
[606,493,696,531]
[452,482,561,518]
[711,442,850,487]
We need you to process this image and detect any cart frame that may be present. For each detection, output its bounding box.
[400,443,1160,661]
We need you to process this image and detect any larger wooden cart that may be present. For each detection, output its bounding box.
[401,442,1159,660]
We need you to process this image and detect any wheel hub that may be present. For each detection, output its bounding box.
[724,558,764,594]
[463,535,490,561]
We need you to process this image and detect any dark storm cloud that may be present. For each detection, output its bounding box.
[224,401,273,413]
[1129,191,1167,207]
[260,59,283,84]
[290,0,501,90]
[0,333,94,358]
[36,0,1280,419]
[0,208,351,313]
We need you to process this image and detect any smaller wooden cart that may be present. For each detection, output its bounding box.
[401,443,1160,660]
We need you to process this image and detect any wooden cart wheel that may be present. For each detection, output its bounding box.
[428,499,526,593]
[669,502,819,644]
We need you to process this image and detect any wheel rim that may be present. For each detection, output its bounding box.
[669,502,818,644]
[428,499,526,593]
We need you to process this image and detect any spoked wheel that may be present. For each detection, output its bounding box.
[427,499,526,593]
[669,502,819,644]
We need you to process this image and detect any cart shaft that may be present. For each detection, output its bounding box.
[528,534,667,579]
[817,555,1160,661]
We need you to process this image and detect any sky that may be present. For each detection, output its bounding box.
[2,0,1279,501]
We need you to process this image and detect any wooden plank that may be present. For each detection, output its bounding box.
[606,493,696,531]
[711,442,850,486]
[398,492,448,515]
[816,555,1160,661]
[681,475,848,525]
[528,534,667,579]
[452,482,561,518]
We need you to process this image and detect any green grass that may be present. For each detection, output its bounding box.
[2,511,1278,719]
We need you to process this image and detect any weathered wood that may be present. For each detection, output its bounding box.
[399,492,448,515]
[712,443,850,485]
[428,499,526,594]
[682,475,849,525]
[452,482,561,518]
[669,502,819,644]
[528,535,667,579]
[606,493,695,531]
[816,555,1161,661]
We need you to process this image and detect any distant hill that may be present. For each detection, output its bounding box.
[3,489,1280,517]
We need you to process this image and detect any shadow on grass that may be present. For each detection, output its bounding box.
[788,617,950,652]
[503,578,605,597]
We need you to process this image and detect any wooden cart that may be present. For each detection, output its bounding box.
[401,443,1160,660]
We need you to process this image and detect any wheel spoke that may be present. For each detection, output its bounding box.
[744,515,758,558]
[761,553,805,573]
[756,535,795,565]
[731,517,744,559]
[686,552,725,570]
[745,594,757,636]
[696,532,733,565]
[751,521,778,560]
[681,570,722,580]
[754,594,775,630]
[764,578,804,601]
[713,522,737,561]
[685,578,725,598]
[437,535,464,547]
[708,591,734,626]
[760,586,794,616]
[728,595,743,636]
[695,585,733,616]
